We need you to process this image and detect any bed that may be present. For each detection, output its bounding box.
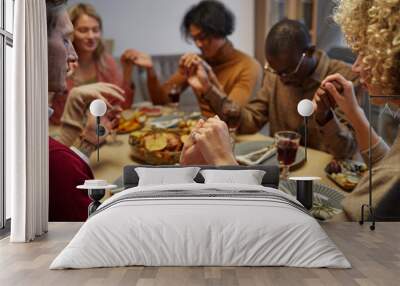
[50,165,350,269]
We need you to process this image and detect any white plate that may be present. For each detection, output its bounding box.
[234,140,305,168]
[150,112,201,129]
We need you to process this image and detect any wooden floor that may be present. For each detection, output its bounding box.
[0,222,399,286]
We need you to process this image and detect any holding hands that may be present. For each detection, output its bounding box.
[320,74,360,117]
[179,53,211,73]
[180,116,237,166]
[81,113,119,146]
[81,104,122,145]
[179,53,213,94]
[62,82,125,131]
[313,73,362,124]
[121,49,153,69]
[180,119,208,165]
[59,82,124,148]
[68,82,125,110]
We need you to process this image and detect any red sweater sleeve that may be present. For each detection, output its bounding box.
[49,138,93,221]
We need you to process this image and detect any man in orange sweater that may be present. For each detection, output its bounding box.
[126,0,262,118]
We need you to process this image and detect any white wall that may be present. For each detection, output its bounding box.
[68,0,255,57]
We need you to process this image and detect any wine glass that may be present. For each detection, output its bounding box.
[221,101,241,150]
[168,84,181,109]
[275,131,301,180]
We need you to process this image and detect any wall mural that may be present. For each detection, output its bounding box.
[46,0,400,224]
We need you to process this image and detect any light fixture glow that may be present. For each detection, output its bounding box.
[90,99,107,117]
[297,99,314,117]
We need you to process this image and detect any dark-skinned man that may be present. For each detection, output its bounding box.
[195,19,362,159]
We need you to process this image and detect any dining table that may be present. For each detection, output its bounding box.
[88,130,345,195]
[49,106,349,198]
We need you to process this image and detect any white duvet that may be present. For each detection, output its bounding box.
[50,183,350,269]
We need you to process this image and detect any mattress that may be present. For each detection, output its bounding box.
[50,183,350,269]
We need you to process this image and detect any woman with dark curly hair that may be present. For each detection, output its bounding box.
[129,0,261,118]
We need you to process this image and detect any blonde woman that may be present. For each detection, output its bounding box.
[316,0,400,221]
[50,3,135,126]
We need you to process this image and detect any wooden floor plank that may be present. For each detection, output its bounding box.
[0,222,399,286]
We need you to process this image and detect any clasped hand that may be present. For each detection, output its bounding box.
[180,116,237,166]
[81,111,121,145]
[62,82,125,140]
[121,49,153,69]
[179,53,213,95]
[312,73,360,124]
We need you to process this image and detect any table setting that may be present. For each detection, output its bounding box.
[47,100,368,218]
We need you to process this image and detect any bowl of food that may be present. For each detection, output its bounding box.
[129,128,190,165]
[116,110,145,134]
[176,118,198,133]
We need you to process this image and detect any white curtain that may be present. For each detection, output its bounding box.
[8,0,48,242]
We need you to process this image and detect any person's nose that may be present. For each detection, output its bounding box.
[68,43,78,63]
[87,29,95,40]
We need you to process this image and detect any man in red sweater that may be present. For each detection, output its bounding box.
[46,0,120,221]
[49,137,93,221]
[46,0,91,221]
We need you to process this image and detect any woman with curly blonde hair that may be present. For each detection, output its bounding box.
[317,0,400,221]
[180,0,400,221]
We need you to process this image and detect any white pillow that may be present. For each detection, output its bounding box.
[200,169,266,185]
[136,167,200,186]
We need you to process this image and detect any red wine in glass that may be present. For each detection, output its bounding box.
[221,102,241,150]
[168,84,181,107]
[222,102,241,132]
[274,131,301,179]
[225,115,241,131]
[168,90,180,103]
[277,139,299,165]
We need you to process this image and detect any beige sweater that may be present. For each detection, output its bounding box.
[339,132,399,221]
[205,50,362,159]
